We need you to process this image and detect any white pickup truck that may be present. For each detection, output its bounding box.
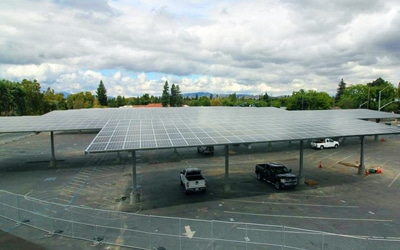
[180,167,206,194]
[311,138,339,149]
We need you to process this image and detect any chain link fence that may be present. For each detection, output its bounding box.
[0,190,399,249]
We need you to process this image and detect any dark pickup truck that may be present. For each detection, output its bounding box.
[197,146,214,155]
[255,163,297,190]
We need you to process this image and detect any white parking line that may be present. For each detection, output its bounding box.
[334,153,358,165]
[229,199,358,208]
[388,172,400,188]
[224,211,392,222]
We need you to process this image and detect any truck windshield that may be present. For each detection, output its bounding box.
[275,167,289,174]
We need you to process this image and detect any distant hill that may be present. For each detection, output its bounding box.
[62,91,265,99]
[183,92,214,98]
[183,92,260,98]
[61,92,70,98]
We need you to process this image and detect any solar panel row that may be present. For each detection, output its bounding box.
[1,107,400,153]
[84,108,400,152]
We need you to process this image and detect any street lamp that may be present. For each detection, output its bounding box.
[359,100,368,109]
[378,86,391,111]
[379,99,400,111]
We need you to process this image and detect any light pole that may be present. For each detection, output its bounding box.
[359,98,375,109]
[359,100,368,109]
[378,86,391,111]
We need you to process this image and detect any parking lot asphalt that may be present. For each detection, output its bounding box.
[1,131,400,249]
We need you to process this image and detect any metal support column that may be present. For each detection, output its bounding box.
[130,150,140,203]
[50,131,57,167]
[357,136,365,175]
[375,119,381,141]
[224,145,231,192]
[171,148,180,162]
[298,140,305,185]
[116,152,122,164]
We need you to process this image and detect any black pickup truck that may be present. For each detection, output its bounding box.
[255,163,297,190]
[197,146,214,155]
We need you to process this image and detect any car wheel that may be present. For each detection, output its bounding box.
[320,146,324,150]
[257,173,261,180]
[334,144,338,148]
[274,182,280,190]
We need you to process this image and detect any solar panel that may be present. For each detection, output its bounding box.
[1,107,400,153]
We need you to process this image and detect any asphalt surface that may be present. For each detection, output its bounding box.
[1,131,400,249]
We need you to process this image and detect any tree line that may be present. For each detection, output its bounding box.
[1,77,399,116]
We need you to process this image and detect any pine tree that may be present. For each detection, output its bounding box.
[161,81,170,107]
[170,84,177,107]
[335,79,346,103]
[176,85,183,107]
[96,80,108,106]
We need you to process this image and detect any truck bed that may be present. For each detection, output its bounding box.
[186,175,204,181]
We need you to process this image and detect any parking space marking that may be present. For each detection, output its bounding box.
[229,199,358,208]
[388,172,400,188]
[224,211,392,222]
[334,153,358,165]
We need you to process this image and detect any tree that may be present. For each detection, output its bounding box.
[262,92,270,106]
[67,92,94,109]
[175,85,183,107]
[286,89,332,110]
[11,83,25,115]
[116,95,125,107]
[210,98,221,106]
[170,84,177,107]
[367,77,387,87]
[43,87,66,113]
[96,80,108,106]
[335,79,346,104]
[397,82,400,113]
[170,84,183,107]
[140,93,151,105]
[334,78,397,111]
[189,96,211,106]
[229,93,237,105]
[161,81,170,107]
[0,80,14,116]
[337,84,369,109]
[21,79,44,115]
[270,98,282,108]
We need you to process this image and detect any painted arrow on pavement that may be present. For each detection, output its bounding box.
[183,225,196,238]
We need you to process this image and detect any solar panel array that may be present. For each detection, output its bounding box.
[1,107,400,153]
[85,107,400,152]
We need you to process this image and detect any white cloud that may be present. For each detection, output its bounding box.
[1,0,399,98]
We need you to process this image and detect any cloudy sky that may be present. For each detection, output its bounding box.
[1,0,399,97]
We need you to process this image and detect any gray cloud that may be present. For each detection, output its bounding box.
[0,0,399,97]
[53,0,114,13]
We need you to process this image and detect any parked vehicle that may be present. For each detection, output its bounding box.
[310,138,339,149]
[197,146,214,155]
[180,167,206,194]
[255,163,297,190]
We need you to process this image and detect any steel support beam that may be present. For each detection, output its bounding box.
[298,140,305,185]
[50,131,57,167]
[224,144,231,192]
[130,150,140,203]
[357,136,365,175]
